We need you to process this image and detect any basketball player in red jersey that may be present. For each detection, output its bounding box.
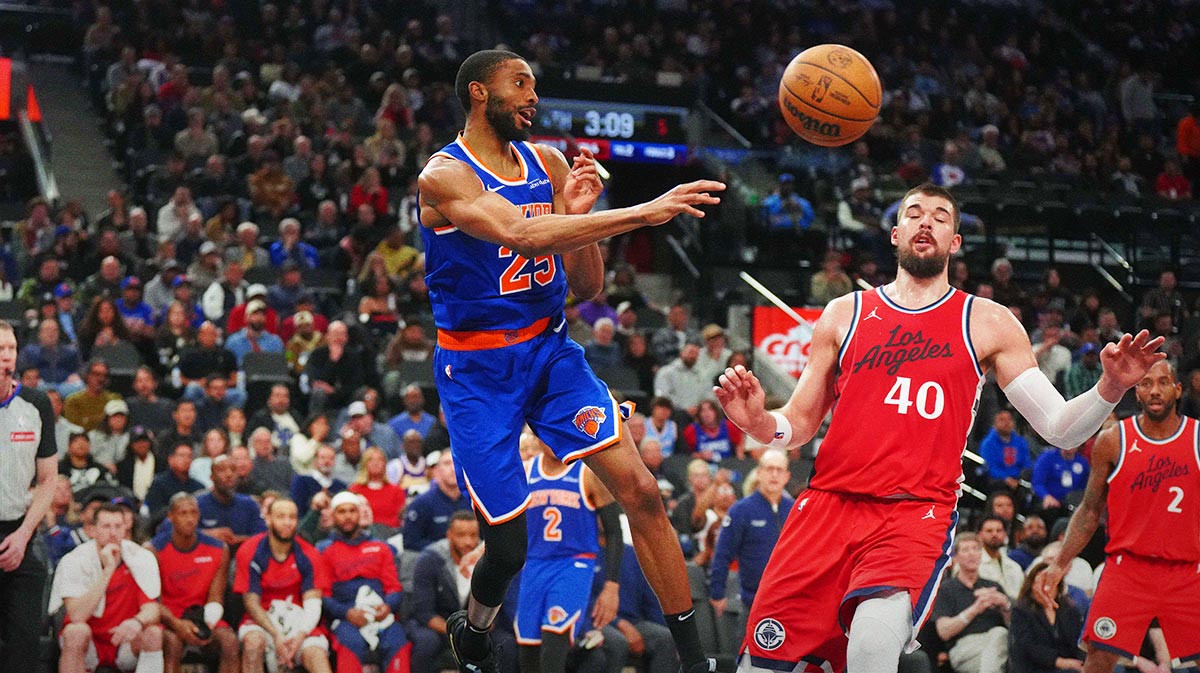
[715,182,1165,673]
[1040,360,1200,672]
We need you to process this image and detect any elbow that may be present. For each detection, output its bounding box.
[569,276,603,302]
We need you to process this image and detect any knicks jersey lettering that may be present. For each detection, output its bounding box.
[526,456,598,560]
[1107,417,1200,561]
[811,288,984,504]
[421,136,566,332]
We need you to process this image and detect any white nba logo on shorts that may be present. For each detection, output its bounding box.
[1093,617,1117,640]
[753,618,786,651]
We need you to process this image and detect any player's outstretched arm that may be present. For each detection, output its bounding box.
[974,298,1164,449]
[714,294,849,449]
[1036,424,1117,608]
[418,156,724,258]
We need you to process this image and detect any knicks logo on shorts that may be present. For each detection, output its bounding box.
[573,406,607,439]
[548,606,568,625]
[753,618,786,651]
[1093,617,1117,640]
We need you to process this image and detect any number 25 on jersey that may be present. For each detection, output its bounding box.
[884,376,946,419]
[499,246,556,295]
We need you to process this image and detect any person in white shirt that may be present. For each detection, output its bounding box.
[975,516,1025,599]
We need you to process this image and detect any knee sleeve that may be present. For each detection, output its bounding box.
[470,511,527,606]
[846,592,912,673]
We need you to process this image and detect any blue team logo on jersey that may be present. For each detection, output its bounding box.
[754,618,786,651]
[573,406,607,439]
[548,606,568,625]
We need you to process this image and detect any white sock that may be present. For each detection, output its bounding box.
[135,650,164,673]
[846,593,912,673]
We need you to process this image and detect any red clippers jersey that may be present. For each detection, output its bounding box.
[65,564,150,631]
[234,533,329,623]
[810,288,984,504]
[153,532,226,619]
[1106,416,1200,561]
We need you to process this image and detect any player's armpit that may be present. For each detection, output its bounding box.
[968,296,1038,387]
[777,294,853,444]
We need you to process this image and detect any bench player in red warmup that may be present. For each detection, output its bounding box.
[417,49,725,673]
[715,183,1165,673]
[1040,360,1200,672]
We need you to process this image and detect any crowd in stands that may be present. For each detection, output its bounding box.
[2,0,1195,671]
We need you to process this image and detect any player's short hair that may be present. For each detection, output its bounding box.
[455,49,524,110]
[449,510,477,526]
[266,496,296,516]
[898,182,961,232]
[0,320,13,335]
[169,492,198,512]
[953,531,979,553]
[977,516,1007,532]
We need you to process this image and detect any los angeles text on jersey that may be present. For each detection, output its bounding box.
[851,324,955,376]
[520,202,552,217]
[1127,454,1191,493]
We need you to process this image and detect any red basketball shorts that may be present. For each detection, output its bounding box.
[737,489,958,673]
[1083,552,1200,663]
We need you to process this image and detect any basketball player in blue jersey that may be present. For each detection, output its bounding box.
[417,49,723,673]
[517,436,624,673]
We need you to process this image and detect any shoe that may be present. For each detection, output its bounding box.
[447,610,499,673]
[680,658,717,673]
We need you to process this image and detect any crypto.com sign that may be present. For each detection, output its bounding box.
[753,306,824,379]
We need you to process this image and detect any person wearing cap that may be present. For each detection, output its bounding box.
[401,451,471,552]
[345,400,403,461]
[267,260,306,315]
[163,274,206,330]
[225,221,270,271]
[280,292,328,343]
[225,299,284,367]
[696,324,733,386]
[201,259,248,328]
[762,172,816,236]
[143,259,184,317]
[1064,342,1103,399]
[269,218,320,270]
[89,399,132,472]
[116,427,159,502]
[52,282,80,343]
[225,282,280,336]
[285,310,325,375]
[187,240,225,291]
[17,318,83,395]
[116,275,156,341]
[318,490,412,673]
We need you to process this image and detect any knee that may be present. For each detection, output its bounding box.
[242,631,266,656]
[481,519,527,576]
[162,628,182,652]
[215,628,239,657]
[138,624,163,651]
[61,623,92,650]
[612,470,662,520]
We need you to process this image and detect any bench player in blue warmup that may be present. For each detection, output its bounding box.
[517,434,624,673]
[417,49,724,673]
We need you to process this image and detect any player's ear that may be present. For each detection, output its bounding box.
[469,81,488,106]
[950,233,962,255]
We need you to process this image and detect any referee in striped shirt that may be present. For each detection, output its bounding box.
[0,321,59,671]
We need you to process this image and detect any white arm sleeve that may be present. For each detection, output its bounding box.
[300,597,323,634]
[1002,367,1118,448]
[204,602,224,628]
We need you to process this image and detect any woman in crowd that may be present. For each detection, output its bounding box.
[1008,561,1085,673]
[190,428,231,488]
[683,399,745,463]
[77,296,134,360]
[348,446,405,530]
[88,399,131,472]
[154,300,197,375]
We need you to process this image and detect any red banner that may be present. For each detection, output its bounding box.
[753,306,824,379]
[529,135,612,161]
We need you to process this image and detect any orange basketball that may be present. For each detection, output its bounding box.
[778,44,882,147]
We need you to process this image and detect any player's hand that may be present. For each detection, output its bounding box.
[99,542,122,573]
[110,618,142,647]
[563,149,604,215]
[1036,564,1067,610]
[0,528,31,571]
[591,581,619,629]
[714,365,770,438]
[345,608,369,628]
[617,620,645,656]
[373,604,391,621]
[710,597,727,616]
[1098,330,1167,395]
[636,181,725,225]
[174,619,207,647]
[1042,494,1061,510]
[278,636,301,667]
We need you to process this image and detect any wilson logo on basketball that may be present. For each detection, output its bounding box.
[781,97,841,138]
[572,406,607,439]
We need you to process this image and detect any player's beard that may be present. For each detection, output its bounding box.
[1142,399,1175,423]
[897,243,950,279]
[269,526,295,544]
[485,96,531,143]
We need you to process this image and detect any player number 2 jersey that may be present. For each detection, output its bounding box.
[1107,416,1200,561]
[525,456,599,560]
[810,288,984,504]
[420,136,566,332]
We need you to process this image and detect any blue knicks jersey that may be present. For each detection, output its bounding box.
[420,136,567,331]
[526,455,599,560]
